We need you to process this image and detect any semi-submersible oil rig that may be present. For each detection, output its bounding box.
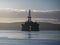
[21,10,39,31]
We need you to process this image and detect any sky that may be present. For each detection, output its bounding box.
[0,0,60,23]
[0,0,60,10]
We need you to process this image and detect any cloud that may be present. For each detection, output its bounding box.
[0,8,26,12]
[0,8,60,24]
[0,18,60,24]
[0,8,60,18]
[0,8,60,12]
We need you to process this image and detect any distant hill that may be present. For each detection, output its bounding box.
[39,22,60,31]
[0,22,60,31]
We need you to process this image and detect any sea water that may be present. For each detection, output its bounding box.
[0,30,60,45]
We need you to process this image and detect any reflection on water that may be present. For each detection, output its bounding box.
[0,30,60,39]
[0,30,60,45]
[0,39,60,45]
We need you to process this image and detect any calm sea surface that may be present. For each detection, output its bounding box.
[0,30,60,45]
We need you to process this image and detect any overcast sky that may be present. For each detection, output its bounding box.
[0,0,60,23]
[0,0,60,10]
